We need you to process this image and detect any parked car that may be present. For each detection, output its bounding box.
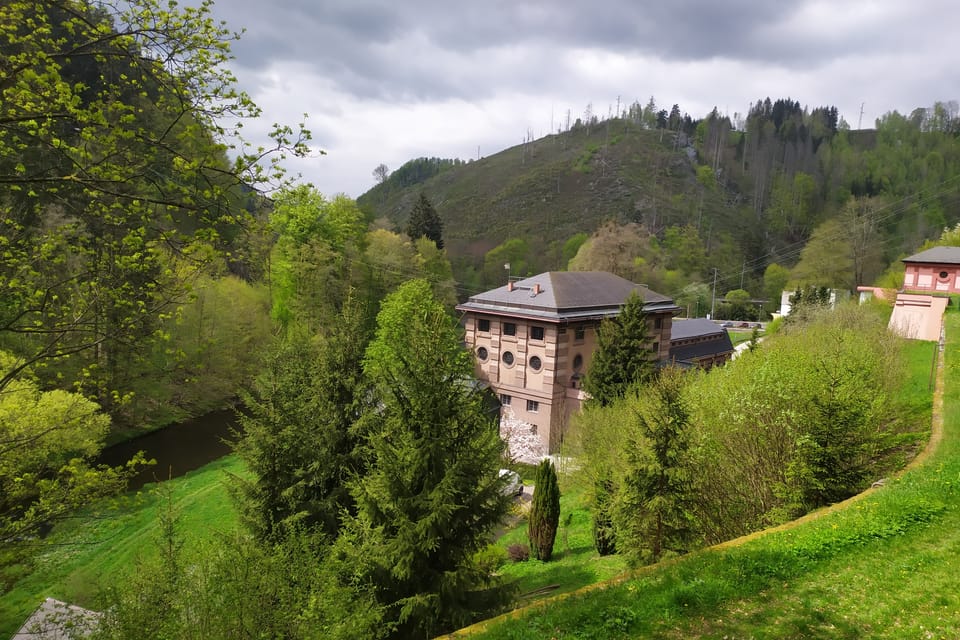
[499,469,523,497]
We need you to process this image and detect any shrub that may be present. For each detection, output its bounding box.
[528,459,560,561]
[592,475,617,556]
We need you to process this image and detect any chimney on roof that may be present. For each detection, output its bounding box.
[532,283,541,295]
[507,281,514,292]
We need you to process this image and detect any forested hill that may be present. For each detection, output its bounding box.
[358,99,960,299]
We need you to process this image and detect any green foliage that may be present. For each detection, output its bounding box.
[583,292,655,406]
[93,507,385,640]
[790,218,856,289]
[0,352,137,544]
[0,0,308,391]
[405,192,444,249]
[561,233,589,267]
[345,280,512,637]
[591,474,617,555]
[482,238,531,287]
[234,299,371,541]
[690,304,906,539]
[115,274,272,429]
[269,187,367,329]
[614,368,694,563]
[528,460,561,561]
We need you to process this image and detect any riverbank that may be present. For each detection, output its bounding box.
[0,456,247,636]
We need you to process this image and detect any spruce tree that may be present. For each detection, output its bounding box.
[592,474,617,556]
[614,367,693,563]
[345,279,511,637]
[405,192,444,249]
[234,298,372,541]
[528,459,561,561]
[583,291,655,406]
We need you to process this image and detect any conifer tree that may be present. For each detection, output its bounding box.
[345,279,510,637]
[583,291,656,406]
[234,298,372,541]
[614,367,693,563]
[405,192,444,249]
[592,474,617,556]
[528,459,561,561]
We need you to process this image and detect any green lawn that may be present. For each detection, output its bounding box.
[0,456,246,636]
[453,328,947,638]
[494,484,630,602]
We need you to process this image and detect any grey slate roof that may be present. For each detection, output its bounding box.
[668,320,734,364]
[669,318,724,341]
[903,246,960,265]
[456,271,680,322]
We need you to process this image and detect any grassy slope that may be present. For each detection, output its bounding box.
[495,485,630,602]
[453,329,948,638]
[0,456,246,636]
[359,122,736,272]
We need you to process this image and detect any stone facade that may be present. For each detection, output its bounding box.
[457,271,679,455]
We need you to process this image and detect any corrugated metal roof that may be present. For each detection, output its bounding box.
[902,246,960,265]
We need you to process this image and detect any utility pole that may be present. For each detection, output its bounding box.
[710,267,719,320]
[858,102,865,130]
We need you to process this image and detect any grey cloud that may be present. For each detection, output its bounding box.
[208,0,951,103]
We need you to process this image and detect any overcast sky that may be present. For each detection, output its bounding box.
[203,0,958,198]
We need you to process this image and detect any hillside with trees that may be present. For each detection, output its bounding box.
[359,99,960,307]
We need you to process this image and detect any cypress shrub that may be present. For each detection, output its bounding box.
[528,459,560,561]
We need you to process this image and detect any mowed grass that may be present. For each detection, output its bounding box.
[455,329,947,638]
[495,483,630,602]
[0,455,246,636]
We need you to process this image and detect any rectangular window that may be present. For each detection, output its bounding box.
[574,327,585,341]
[478,318,490,332]
[500,394,511,406]
[918,274,933,288]
[503,322,517,336]
[654,317,662,330]
[530,325,545,341]
[526,400,539,413]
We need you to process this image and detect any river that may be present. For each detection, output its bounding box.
[97,408,240,491]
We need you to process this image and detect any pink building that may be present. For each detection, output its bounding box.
[888,246,960,341]
[901,246,960,294]
[457,271,679,456]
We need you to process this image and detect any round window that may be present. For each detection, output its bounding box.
[572,354,583,371]
[940,271,949,279]
[477,346,488,361]
[529,355,542,371]
[502,351,515,366]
